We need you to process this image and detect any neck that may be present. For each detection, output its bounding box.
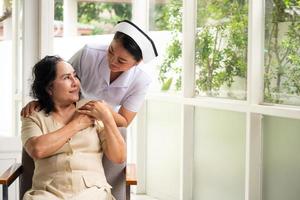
[52,102,76,125]
[110,71,123,83]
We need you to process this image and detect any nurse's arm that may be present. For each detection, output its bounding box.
[114,106,137,127]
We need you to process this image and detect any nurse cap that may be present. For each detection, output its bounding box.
[113,20,158,63]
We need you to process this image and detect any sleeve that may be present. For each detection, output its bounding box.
[68,46,85,78]
[21,116,43,146]
[122,81,151,113]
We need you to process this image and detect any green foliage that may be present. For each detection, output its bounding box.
[196,1,248,96]
[78,2,131,25]
[158,0,248,96]
[54,0,63,21]
[150,4,170,31]
[54,0,132,34]
[264,0,300,104]
[158,0,182,91]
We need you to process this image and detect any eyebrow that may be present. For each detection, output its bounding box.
[59,71,76,78]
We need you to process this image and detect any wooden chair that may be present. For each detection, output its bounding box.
[0,128,137,200]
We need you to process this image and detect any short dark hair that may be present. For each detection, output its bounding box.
[113,31,143,62]
[31,55,63,114]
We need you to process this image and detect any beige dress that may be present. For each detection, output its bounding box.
[21,99,115,200]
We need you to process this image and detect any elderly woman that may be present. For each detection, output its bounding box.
[21,56,125,200]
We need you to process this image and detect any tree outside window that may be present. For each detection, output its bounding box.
[264,0,300,105]
[54,0,132,35]
[158,0,248,100]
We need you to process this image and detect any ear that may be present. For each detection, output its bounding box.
[47,85,53,96]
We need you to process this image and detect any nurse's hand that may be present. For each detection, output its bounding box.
[78,100,114,123]
[20,100,41,117]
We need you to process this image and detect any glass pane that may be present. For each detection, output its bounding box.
[0,0,22,137]
[193,107,246,200]
[262,116,300,200]
[195,0,248,100]
[53,0,132,60]
[264,0,300,106]
[149,0,183,93]
[146,100,181,199]
[54,0,132,37]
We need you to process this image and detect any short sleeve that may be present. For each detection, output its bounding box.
[68,47,85,78]
[21,116,43,146]
[122,82,150,112]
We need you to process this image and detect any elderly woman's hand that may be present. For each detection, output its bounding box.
[70,111,95,131]
[77,100,113,123]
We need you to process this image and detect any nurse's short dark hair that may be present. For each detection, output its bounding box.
[114,31,143,62]
[31,55,63,114]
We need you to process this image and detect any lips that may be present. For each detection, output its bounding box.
[69,88,79,94]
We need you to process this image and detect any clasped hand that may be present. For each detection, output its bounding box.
[77,100,113,122]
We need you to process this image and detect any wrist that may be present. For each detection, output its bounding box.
[67,120,81,133]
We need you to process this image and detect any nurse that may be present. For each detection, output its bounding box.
[21,20,158,127]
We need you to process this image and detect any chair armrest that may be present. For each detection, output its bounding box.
[0,163,22,186]
[126,163,137,186]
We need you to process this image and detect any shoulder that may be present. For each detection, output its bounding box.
[21,110,48,126]
[133,64,153,86]
[83,43,109,54]
[79,44,109,65]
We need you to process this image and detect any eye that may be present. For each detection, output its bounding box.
[63,75,71,80]
[118,59,125,64]
[108,47,113,55]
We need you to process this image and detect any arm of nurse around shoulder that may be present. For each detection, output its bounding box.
[20,99,136,128]
[78,100,126,164]
[22,112,94,160]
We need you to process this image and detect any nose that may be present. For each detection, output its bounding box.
[109,55,118,65]
[71,75,79,86]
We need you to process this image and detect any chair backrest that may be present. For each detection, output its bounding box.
[20,128,126,200]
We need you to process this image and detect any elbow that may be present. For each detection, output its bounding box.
[112,148,126,164]
[30,148,45,159]
[28,147,45,159]
[26,140,46,159]
[113,155,126,164]
[109,145,127,164]
[117,152,127,164]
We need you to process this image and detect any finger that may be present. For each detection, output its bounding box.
[35,104,41,112]
[25,105,30,117]
[79,104,93,110]
[20,108,24,117]
[29,105,36,115]
[77,110,94,117]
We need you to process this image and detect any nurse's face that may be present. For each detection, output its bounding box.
[107,40,140,72]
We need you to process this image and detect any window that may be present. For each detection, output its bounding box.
[195,0,248,99]
[0,0,22,137]
[53,0,132,60]
[264,0,300,106]
[150,0,183,93]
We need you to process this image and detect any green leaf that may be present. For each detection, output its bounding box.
[161,78,173,91]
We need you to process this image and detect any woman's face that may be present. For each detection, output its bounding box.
[48,61,80,105]
[107,39,140,72]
